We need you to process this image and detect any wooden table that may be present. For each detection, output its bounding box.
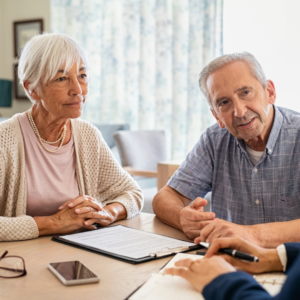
[0,213,193,300]
[157,160,183,190]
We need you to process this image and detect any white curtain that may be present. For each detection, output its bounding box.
[51,0,223,159]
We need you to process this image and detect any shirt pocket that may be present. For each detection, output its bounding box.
[280,193,300,221]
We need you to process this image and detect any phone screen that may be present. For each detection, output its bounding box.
[49,261,98,281]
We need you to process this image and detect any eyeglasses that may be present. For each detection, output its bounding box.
[0,250,27,278]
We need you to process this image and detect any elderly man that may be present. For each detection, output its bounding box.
[153,52,300,248]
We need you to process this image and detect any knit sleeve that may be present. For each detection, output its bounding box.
[72,120,144,219]
[0,216,39,241]
[0,148,39,241]
[97,134,144,219]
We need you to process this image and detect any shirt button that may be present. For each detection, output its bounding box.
[254,168,258,173]
[255,199,260,205]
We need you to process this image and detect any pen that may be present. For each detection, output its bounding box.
[199,242,259,262]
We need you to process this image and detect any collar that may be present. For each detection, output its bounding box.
[236,105,283,156]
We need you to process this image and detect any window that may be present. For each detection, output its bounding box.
[224,0,300,111]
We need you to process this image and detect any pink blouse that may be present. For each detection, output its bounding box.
[18,112,79,217]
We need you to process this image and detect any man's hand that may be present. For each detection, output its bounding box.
[195,218,259,245]
[180,197,215,239]
[205,237,283,274]
[165,256,235,293]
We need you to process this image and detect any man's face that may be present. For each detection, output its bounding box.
[207,61,276,142]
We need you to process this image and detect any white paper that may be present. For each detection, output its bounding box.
[159,253,204,274]
[253,273,286,296]
[129,253,205,300]
[129,274,204,300]
[59,225,195,259]
[129,253,286,299]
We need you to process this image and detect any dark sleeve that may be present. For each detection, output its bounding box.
[276,253,300,300]
[284,243,300,271]
[167,130,214,200]
[203,253,300,300]
[203,272,271,300]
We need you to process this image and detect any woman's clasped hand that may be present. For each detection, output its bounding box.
[57,195,106,230]
[35,195,122,235]
[59,195,121,228]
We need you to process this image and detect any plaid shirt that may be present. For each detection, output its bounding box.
[168,106,300,225]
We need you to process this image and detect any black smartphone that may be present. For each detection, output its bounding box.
[48,261,100,286]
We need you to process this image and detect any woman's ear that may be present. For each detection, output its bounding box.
[23,82,41,101]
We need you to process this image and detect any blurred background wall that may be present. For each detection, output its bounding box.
[0,0,50,117]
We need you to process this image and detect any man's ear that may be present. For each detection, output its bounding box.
[211,108,225,128]
[266,80,276,105]
[23,81,41,101]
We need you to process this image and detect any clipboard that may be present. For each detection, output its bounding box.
[52,225,203,264]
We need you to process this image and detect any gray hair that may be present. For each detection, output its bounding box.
[199,52,267,107]
[18,33,89,103]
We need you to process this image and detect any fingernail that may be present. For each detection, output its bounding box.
[209,213,214,218]
[58,206,63,209]
[75,209,80,213]
[84,221,89,225]
[68,203,74,207]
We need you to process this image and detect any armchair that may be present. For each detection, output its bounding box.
[113,130,167,213]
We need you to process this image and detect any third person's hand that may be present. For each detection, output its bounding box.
[204,237,283,274]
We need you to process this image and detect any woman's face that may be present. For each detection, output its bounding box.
[36,61,88,119]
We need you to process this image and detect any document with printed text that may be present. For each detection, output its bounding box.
[58,225,196,260]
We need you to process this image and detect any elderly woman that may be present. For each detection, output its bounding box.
[0,33,143,242]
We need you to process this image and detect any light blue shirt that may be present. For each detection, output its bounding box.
[168,105,300,225]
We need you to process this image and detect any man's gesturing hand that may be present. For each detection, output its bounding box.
[180,197,215,239]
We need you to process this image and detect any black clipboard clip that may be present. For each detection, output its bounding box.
[149,246,191,257]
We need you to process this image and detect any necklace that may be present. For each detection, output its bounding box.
[27,108,67,153]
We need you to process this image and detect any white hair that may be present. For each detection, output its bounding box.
[199,52,267,107]
[18,33,89,103]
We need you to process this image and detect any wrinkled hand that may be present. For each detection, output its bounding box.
[58,196,126,230]
[204,237,283,274]
[83,206,117,227]
[180,197,215,239]
[61,195,110,226]
[165,256,235,293]
[59,195,102,212]
[50,195,107,234]
[195,218,258,245]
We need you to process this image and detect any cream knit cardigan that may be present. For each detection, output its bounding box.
[0,115,143,242]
